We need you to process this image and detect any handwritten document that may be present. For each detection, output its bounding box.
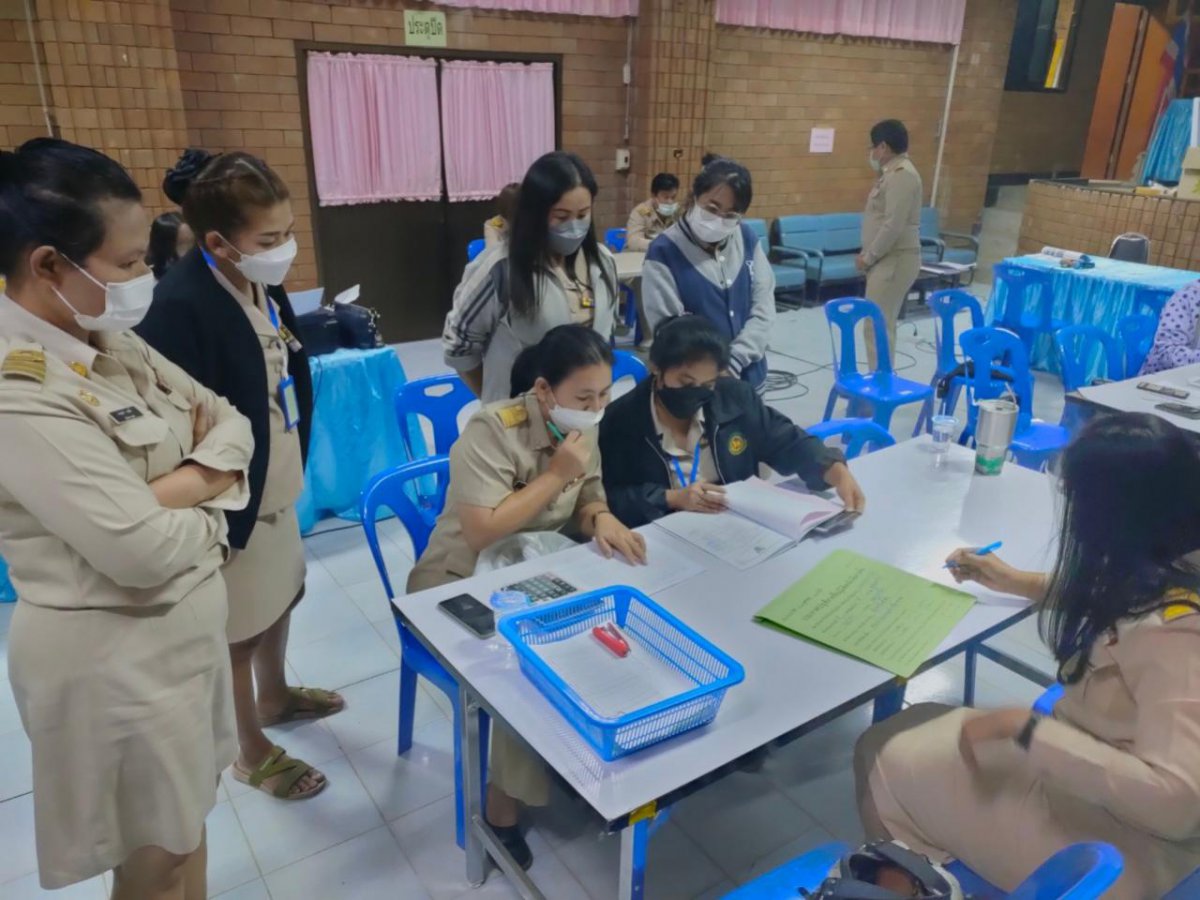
[656,510,794,570]
[754,549,975,677]
[532,629,694,719]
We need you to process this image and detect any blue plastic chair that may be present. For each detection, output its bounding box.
[612,349,649,384]
[467,238,485,262]
[721,842,849,898]
[992,263,1063,356]
[1165,867,1200,898]
[806,418,896,459]
[915,288,986,434]
[1033,682,1065,715]
[1118,313,1157,378]
[605,227,627,252]
[394,374,476,459]
[958,327,1070,471]
[822,298,934,432]
[1055,325,1123,393]
[1134,285,1174,321]
[946,842,1123,900]
[359,457,489,849]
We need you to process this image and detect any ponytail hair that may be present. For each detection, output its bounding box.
[509,325,614,397]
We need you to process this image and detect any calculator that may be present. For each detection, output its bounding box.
[502,572,578,603]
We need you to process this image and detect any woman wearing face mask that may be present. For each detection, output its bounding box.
[600,315,864,527]
[138,149,336,802]
[443,151,619,402]
[642,158,775,390]
[409,324,646,867]
[0,138,252,896]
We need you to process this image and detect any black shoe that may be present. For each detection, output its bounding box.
[489,823,533,871]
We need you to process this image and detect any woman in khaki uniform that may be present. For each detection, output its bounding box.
[856,413,1200,898]
[857,119,923,369]
[0,139,252,897]
[139,150,339,801]
[409,325,647,869]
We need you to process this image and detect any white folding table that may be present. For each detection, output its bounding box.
[394,439,1058,899]
[1073,362,1200,436]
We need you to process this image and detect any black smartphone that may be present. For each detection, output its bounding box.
[1156,402,1200,420]
[810,509,861,537]
[438,593,495,638]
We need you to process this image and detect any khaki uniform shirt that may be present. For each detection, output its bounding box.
[861,154,922,267]
[407,392,604,590]
[625,201,678,252]
[0,294,253,610]
[484,216,508,250]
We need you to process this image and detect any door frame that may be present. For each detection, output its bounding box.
[295,41,563,289]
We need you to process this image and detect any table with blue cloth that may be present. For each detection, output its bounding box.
[297,346,426,534]
[988,254,1200,382]
[0,347,427,603]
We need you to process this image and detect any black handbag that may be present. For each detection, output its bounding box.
[334,302,383,350]
[294,308,340,356]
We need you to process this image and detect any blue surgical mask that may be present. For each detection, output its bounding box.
[548,215,591,256]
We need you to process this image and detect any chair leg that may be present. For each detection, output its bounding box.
[912,395,933,437]
[964,644,978,707]
[450,694,491,849]
[822,388,838,422]
[871,403,896,432]
[395,616,417,756]
[872,681,907,722]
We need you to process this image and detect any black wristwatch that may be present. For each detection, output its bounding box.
[1015,714,1042,751]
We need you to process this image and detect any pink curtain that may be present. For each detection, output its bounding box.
[716,0,966,44]
[307,53,443,206]
[433,0,637,15]
[441,60,555,202]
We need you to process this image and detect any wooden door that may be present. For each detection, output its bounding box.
[1081,3,1144,179]
[1116,15,1171,180]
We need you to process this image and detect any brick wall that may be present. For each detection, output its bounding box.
[703,0,1015,232]
[1020,180,1200,270]
[0,1,52,150]
[989,0,1115,175]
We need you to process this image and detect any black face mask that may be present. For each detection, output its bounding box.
[656,380,713,419]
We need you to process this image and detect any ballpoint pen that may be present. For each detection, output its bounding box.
[944,540,1003,569]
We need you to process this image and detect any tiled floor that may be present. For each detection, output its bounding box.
[0,297,1065,899]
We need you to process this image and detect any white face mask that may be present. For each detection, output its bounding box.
[549,401,604,434]
[868,151,883,174]
[687,206,740,244]
[221,234,297,285]
[53,259,155,332]
[656,201,678,217]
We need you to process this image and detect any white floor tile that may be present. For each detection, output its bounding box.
[265,825,430,900]
[348,718,455,822]
[232,756,383,874]
[213,878,271,900]
[556,820,725,900]
[286,621,399,692]
[0,792,37,883]
[905,657,967,707]
[732,826,842,886]
[205,801,260,897]
[324,670,445,755]
[672,771,819,879]
[0,603,14,635]
[0,871,106,899]
[0,727,32,802]
[287,575,369,649]
[344,578,396,625]
[0,680,24,737]
[372,617,404,660]
[778,767,864,846]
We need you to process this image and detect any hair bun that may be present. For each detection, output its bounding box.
[0,149,19,187]
[162,147,214,205]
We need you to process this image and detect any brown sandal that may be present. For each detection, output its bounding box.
[258,686,345,727]
[232,745,327,800]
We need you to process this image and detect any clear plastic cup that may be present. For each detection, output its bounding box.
[489,590,530,611]
[931,414,957,451]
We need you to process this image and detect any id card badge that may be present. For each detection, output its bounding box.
[279,376,300,431]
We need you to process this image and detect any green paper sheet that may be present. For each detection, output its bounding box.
[754,549,976,678]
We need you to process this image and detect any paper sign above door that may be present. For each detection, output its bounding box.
[405,11,447,47]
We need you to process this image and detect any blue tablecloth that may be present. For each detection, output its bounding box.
[987,255,1200,382]
[297,346,426,534]
[1144,98,1192,185]
[1,346,426,601]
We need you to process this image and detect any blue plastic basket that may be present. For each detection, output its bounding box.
[497,586,745,761]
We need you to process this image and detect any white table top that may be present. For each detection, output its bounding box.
[614,251,644,282]
[396,439,1058,824]
[1076,363,1200,435]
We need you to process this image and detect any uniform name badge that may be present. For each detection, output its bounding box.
[279,376,300,431]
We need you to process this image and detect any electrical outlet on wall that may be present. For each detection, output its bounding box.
[615,149,631,171]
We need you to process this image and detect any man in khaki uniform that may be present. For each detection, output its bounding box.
[625,172,680,252]
[858,119,923,369]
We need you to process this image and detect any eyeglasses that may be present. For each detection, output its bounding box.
[701,204,742,223]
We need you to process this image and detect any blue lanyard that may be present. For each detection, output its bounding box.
[265,293,280,331]
[671,441,702,488]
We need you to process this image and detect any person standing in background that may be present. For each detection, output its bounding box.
[483,182,519,250]
[140,148,340,802]
[857,119,922,369]
[625,172,680,252]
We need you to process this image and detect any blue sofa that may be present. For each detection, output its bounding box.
[772,213,864,290]
[919,207,979,267]
[744,218,808,296]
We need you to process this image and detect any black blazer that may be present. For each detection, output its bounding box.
[137,247,314,549]
[598,375,842,528]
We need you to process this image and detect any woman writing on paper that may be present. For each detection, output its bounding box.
[599,315,864,527]
[856,413,1200,898]
[409,324,645,869]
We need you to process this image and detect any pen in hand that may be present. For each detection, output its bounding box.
[944,540,1003,570]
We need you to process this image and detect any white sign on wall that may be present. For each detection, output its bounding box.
[809,127,835,154]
